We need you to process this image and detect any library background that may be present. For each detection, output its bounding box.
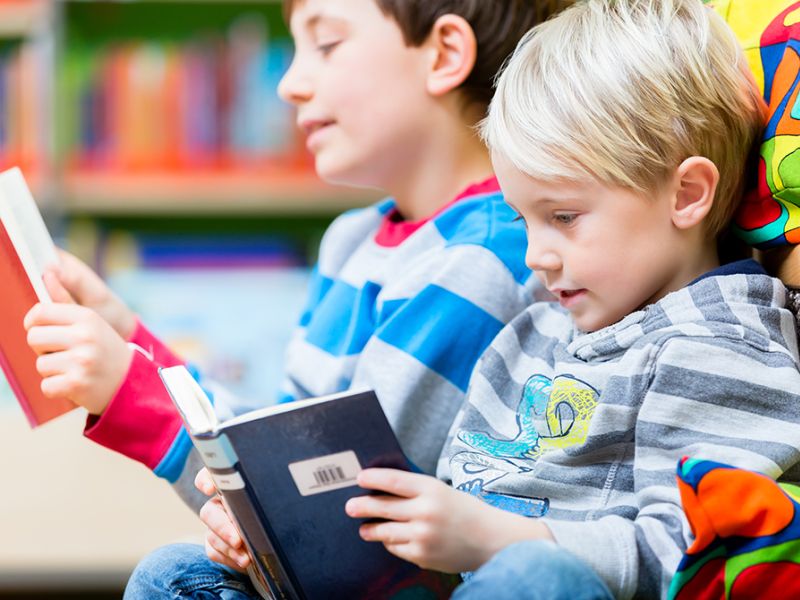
[0,1,375,597]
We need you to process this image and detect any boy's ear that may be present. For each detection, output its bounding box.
[671,157,720,230]
[424,15,477,97]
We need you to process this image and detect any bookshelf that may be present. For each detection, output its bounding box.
[0,0,378,214]
[53,0,378,214]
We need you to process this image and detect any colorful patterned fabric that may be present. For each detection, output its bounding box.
[669,457,800,600]
[708,1,800,247]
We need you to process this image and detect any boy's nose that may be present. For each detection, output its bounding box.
[277,59,313,105]
[525,243,561,273]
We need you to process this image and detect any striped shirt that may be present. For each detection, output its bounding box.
[448,264,800,599]
[85,178,541,505]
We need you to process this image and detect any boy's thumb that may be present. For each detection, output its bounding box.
[43,269,76,304]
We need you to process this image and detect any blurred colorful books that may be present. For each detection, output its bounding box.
[62,14,304,174]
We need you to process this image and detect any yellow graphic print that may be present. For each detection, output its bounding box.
[458,374,600,460]
[533,376,599,457]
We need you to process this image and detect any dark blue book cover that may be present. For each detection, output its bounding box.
[161,367,458,600]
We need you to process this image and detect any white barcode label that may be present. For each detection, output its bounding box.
[288,450,362,497]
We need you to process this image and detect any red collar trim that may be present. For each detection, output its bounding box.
[374,177,500,248]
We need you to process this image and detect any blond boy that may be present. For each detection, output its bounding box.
[345,2,800,598]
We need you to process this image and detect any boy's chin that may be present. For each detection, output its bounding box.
[314,158,383,192]
[573,312,614,333]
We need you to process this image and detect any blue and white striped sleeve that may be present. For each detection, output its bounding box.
[350,242,535,476]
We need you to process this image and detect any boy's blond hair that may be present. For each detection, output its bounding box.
[482,0,766,237]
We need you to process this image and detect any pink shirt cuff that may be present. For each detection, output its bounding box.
[84,348,185,470]
[127,320,184,367]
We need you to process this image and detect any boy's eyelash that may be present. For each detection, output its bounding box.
[553,213,578,225]
[317,41,341,55]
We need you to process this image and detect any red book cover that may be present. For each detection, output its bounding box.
[0,170,75,426]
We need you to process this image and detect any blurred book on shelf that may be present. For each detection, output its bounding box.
[0,34,52,190]
[102,230,306,270]
[63,13,304,177]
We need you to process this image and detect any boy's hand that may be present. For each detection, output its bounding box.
[195,468,251,573]
[48,249,137,339]
[345,469,496,573]
[24,298,132,415]
[345,469,554,573]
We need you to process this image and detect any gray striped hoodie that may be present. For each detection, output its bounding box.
[447,269,800,599]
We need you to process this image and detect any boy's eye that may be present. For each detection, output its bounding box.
[317,41,341,55]
[553,213,578,226]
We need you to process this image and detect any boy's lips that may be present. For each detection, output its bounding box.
[552,288,588,308]
[299,118,336,149]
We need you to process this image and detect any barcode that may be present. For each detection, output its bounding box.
[313,465,350,487]
[289,450,362,496]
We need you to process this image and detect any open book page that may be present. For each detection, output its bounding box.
[159,366,220,434]
[0,167,57,301]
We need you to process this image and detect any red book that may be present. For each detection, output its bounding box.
[0,167,75,426]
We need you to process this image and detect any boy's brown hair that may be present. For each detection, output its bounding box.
[284,1,573,107]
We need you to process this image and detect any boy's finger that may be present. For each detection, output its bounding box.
[200,498,244,549]
[27,326,77,354]
[40,374,73,400]
[56,250,106,303]
[35,352,71,377]
[24,302,89,328]
[356,468,426,497]
[23,304,44,331]
[345,494,411,521]
[359,520,412,545]
[43,270,76,304]
[205,539,248,573]
[383,542,416,565]
[206,530,249,566]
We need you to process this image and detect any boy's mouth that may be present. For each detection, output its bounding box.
[300,119,335,137]
[300,119,336,151]
[555,289,587,308]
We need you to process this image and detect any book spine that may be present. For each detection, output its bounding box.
[192,434,300,600]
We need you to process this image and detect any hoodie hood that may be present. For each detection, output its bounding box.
[568,271,798,363]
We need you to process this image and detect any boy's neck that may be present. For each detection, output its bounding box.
[655,240,721,304]
[388,103,493,222]
[688,248,721,283]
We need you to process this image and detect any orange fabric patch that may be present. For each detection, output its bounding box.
[699,469,795,538]
[682,478,719,555]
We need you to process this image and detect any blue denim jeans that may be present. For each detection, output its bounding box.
[125,540,613,600]
[124,543,260,600]
[453,540,614,600]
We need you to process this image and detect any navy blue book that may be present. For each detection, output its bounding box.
[159,366,458,600]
